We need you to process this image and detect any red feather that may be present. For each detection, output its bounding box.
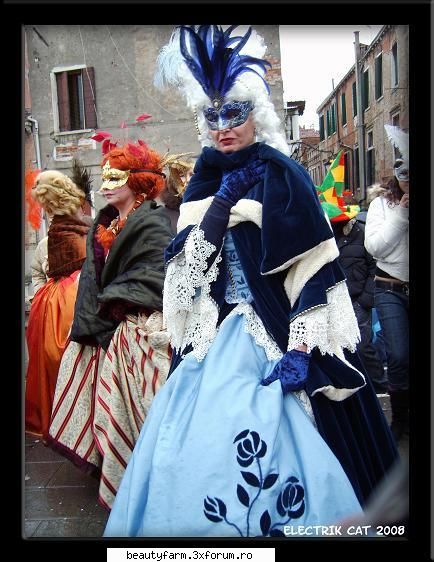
[135,113,152,121]
[102,139,118,155]
[25,169,42,230]
[91,131,112,142]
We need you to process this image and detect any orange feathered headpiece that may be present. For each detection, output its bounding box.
[101,141,165,200]
[25,168,42,230]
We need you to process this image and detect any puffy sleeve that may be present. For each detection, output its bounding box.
[364,196,409,259]
[30,236,49,294]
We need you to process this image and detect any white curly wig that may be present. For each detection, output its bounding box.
[154,25,289,156]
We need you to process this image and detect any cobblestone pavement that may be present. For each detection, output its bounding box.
[24,392,408,539]
[24,434,109,538]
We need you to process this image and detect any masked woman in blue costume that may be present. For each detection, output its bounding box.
[105,25,398,538]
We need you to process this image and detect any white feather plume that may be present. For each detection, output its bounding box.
[384,124,409,161]
[154,28,185,89]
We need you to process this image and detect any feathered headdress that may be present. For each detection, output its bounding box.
[384,124,409,181]
[25,168,42,230]
[182,26,269,106]
[71,158,94,206]
[154,25,290,155]
[155,25,269,106]
[384,124,409,162]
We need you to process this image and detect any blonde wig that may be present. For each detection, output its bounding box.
[32,170,86,216]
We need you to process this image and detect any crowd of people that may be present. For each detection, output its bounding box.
[25,25,408,538]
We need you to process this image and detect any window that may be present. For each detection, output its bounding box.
[319,115,325,141]
[341,93,347,126]
[366,130,375,186]
[53,66,97,132]
[375,53,383,100]
[391,42,399,87]
[362,68,370,111]
[326,109,330,136]
[352,81,357,117]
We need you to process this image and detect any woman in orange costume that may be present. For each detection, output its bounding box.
[25,167,93,439]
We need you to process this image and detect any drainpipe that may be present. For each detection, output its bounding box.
[26,116,47,238]
[354,32,366,201]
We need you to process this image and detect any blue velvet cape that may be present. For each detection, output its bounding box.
[165,142,398,505]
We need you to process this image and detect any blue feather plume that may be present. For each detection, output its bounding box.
[178,25,271,102]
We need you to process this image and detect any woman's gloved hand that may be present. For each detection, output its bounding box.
[215,160,266,206]
[261,349,312,394]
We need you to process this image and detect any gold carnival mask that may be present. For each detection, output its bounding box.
[99,160,166,193]
[100,161,130,190]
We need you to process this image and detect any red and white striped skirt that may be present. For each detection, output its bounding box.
[47,312,171,510]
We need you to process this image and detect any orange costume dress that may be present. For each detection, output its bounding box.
[25,215,90,438]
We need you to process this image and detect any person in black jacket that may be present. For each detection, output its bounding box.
[47,141,174,510]
[331,210,387,393]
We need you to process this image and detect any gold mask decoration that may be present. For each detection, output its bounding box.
[100,160,130,191]
[160,152,195,196]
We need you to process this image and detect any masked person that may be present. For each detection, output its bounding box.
[47,141,173,510]
[25,166,93,439]
[365,125,409,443]
[318,164,388,394]
[105,25,397,538]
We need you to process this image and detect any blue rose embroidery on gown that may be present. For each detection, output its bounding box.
[203,429,305,537]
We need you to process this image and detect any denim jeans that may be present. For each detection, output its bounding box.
[352,301,386,385]
[374,287,409,391]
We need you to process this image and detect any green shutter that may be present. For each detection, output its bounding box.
[319,115,324,140]
[362,69,369,111]
[341,93,347,125]
[375,55,383,99]
[352,82,357,117]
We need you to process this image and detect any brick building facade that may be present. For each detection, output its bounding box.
[23,25,285,296]
[313,25,409,204]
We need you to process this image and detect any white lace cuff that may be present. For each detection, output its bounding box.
[226,302,283,361]
[163,225,222,361]
[287,281,361,355]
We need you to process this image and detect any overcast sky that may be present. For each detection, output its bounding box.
[279,25,383,129]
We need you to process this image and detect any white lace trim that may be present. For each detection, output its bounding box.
[287,281,361,355]
[163,225,222,361]
[293,390,317,427]
[226,302,283,361]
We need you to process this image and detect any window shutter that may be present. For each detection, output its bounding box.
[56,72,71,132]
[319,115,324,140]
[352,82,357,117]
[82,67,97,129]
[375,55,383,99]
[341,93,347,125]
[362,70,369,111]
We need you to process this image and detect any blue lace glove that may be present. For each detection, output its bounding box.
[261,349,312,394]
[215,160,266,206]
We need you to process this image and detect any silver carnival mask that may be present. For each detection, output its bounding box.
[203,100,254,131]
[393,158,409,182]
